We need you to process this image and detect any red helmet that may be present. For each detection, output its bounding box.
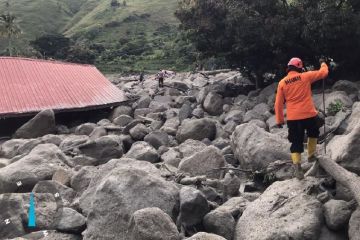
[288,57,303,69]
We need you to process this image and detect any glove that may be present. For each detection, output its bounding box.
[276,124,283,128]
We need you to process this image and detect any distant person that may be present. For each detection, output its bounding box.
[275,57,329,179]
[157,70,165,88]
[139,71,144,83]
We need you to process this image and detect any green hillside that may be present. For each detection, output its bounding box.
[0,0,193,72]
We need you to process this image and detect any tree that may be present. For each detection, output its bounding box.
[175,0,360,87]
[30,34,70,59]
[0,13,21,56]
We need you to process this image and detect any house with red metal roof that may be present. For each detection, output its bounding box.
[0,57,126,118]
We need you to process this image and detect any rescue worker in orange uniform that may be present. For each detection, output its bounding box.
[275,57,329,179]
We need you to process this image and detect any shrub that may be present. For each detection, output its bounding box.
[327,100,344,116]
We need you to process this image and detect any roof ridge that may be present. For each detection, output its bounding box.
[0,56,95,67]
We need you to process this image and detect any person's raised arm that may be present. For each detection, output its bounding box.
[303,62,329,84]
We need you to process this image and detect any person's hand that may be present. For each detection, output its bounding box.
[319,58,327,64]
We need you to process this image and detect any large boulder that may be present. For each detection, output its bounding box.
[234,178,323,240]
[59,135,89,151]
[231,123,290,170]
[328,122,360,174]
[243,103,271,123]
[13,109,56,139]
[178,146,225,178]
[186,232,226,240]
[319,227,348,240]
[349,208,360,240]
[313,91,353,115]
[56,207,86,233]
[109,105,133,120]
[78,135,123,165]
[0,139,41,159]
[15,230,82,240]
[128,207,180,240]
[203,210,235,240]
[0,144,70,193]
[323,199,353,231]
[129,123,151,141]
[161,118,180,136]
[0,193,58,239]
[343,102,360,134]
[332,80,359,95]
[178,139,207,158]
[74,123,97,136]
[144,131,170,149]
[125,141,160,163]
[177,118,216,143]
[178,186,210,229]
[203,92,224,116]
[80,159,179,240]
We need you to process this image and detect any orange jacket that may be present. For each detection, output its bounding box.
[275,63,329,124]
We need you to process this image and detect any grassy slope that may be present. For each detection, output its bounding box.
[0,0,182,71]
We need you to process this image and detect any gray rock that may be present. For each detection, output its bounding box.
[319,227,348,240]
[110,105,133,120]
[349,208,360,240]
[344,102,360,134]
[134,108,151,119]
[186,232,226,240]
[161,117,180,136]
[328,122,360,174]
[192,106,205,118]
[224,110,243,124]
[177,118,216,143]
[129,123,150,141]
[136,95,151,109]
[144,131,170,149]
[33,180,76,207]
[128,207,180,240]
[179,102,193,123]
[13,109,56,139]
[16,230,82,240]
[0,158,10,168]
[197,87,210,105]
[161,148,181,167]
[41,134,64,146]
[79,135,123,165]
[126,141,160,163]
[52,169,73,186]
[0,139,41,159]
[59,135,89,151]
[69,155,97,167]
[74,123,97,136]
[212,138,230,150]
[0,144,70,194]
[313,91,353,115]
[231,123,290,170]
[203,92,224,115]
[97,119,111,126]
[234,178,323,240]
[56,208,86,233]
[216,197,249,217]
[332,80,359,95]
[70,166,96,194]
[203,210,235,240]
[80,161,179,240]
[222,171,241,198]
[178,146,225,178]
[179,186,210,228]
[0,193,58,239]
[178,139,207,158]
[113,114,133,127]
[243,103,270,122]
[324,199,353,230]
[89,127,107,141]
[56,124,70,134]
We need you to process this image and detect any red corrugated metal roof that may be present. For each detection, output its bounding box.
[0,57,126,118]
